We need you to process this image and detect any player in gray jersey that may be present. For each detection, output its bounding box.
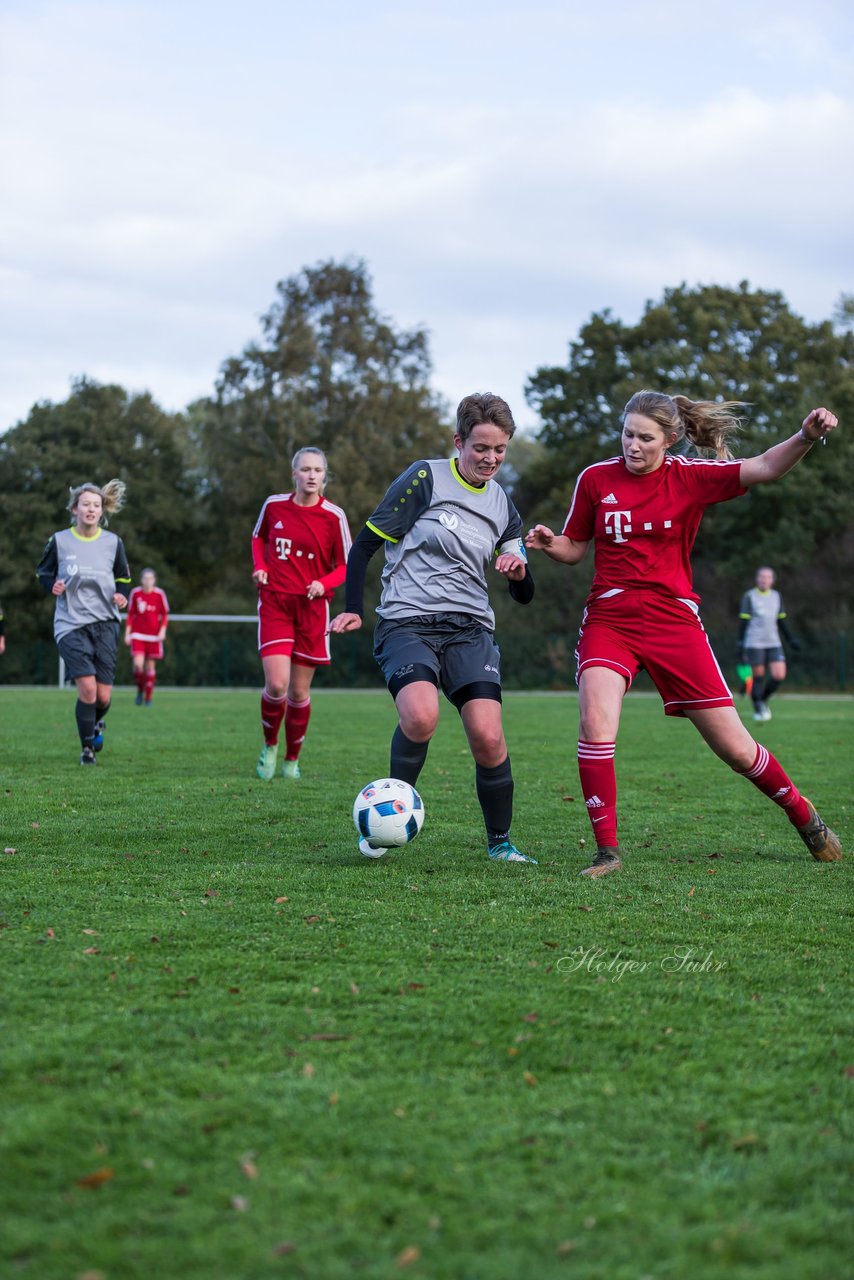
[37,480,132,764]
[738,566,799,721]
[331,393,536,864]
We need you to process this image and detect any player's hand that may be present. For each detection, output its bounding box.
[329,612,362,634]
[113,593,128,608]
[525,524,555,551]
[0,636,5,655]
[306,580,325,600]
[494,553,525,580]
[52,580,66,596]
[124,632,132,647]
[801,407,838,441]
[252,569,268,586]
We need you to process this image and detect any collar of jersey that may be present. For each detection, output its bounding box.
[70,526,103,542]
[451,457,487,494]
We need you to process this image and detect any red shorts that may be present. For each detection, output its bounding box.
[576,589,733,717]
[257,590,331,666]
[130,637,164,659]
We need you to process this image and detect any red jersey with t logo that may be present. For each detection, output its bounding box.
[127,586,169,638]
[252,493,352,597]
[562,455,745,603]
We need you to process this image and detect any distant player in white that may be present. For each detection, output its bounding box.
[739,567,799,722]
[37,480,132,764]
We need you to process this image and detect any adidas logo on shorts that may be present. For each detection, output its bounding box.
[601,493,618,504]
[585,795,605,808]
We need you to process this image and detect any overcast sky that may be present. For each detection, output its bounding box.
[2,0,852,434]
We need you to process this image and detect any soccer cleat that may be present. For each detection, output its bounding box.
[92,720,105,752]
[753,701,772,722]
[580,846,623,877]
[797,798,843,863]
[135,691,143,706]
[488,839,538,865]
[281,759,301,780]
[359,837,389,859]
[80,746,97,766]
[256,743,278,780]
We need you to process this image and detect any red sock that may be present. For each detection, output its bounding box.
[135,670,145,693]
[577,740,618,848]
[261,691,286,746]
[285,696,312,761]
[144,671,156,702]
[737,744,810,827]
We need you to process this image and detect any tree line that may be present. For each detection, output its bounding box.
[1,261,851,688]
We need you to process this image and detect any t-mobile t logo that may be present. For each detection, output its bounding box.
[604,510,632,543]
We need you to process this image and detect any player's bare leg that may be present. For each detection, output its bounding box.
[577,667,626,876]
[686,706,842,862]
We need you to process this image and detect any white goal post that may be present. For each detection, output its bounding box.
[57,613,258,687]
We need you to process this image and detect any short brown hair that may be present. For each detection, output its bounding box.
[455,393,516,443]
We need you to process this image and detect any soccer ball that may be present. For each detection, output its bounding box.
[352,778,424,853]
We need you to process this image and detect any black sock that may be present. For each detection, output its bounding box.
[95,699,111,722]
[763,678,779,702]
[476,756,514,846]
[751,678,766,708]
[75,699,97,747]
[390,726,430,786]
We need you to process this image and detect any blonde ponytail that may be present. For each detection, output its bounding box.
[67,478,127,525]
[623,390,744,460]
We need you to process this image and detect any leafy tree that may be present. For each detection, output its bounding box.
[191,259,449,605]
[0,378,201,680]
[520,283,854,642]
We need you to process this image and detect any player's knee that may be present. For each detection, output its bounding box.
[399,706,438,742]
[266,680,288,699]
[728,742,758,772]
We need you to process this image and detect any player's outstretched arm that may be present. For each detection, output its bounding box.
[739,407,838,487]
[525,524,589,565]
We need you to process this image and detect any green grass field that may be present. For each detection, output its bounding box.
[1,688,851,1280]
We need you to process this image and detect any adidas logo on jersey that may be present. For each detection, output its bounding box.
[274,520,284,529]
[601,493,618,504]
[585,795,605,808]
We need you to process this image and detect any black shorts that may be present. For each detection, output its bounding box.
[745,646,786,666]
[57,622,120,683]
[374,613,501,703]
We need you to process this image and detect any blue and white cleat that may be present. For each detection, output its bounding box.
[488,840,538,865]
[359,837,389,860]
[281,759,301,780]
[92,720,105,752]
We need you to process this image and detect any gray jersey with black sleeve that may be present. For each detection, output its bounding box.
[740,587,785,649]
[37,527,132,640]
[365,458,526,630]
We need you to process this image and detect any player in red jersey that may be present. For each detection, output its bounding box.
[527,390,843,876]
[252,447,352,780]
[125,568,169,705]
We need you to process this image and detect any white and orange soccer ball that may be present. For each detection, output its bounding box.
[352,778,424,855]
